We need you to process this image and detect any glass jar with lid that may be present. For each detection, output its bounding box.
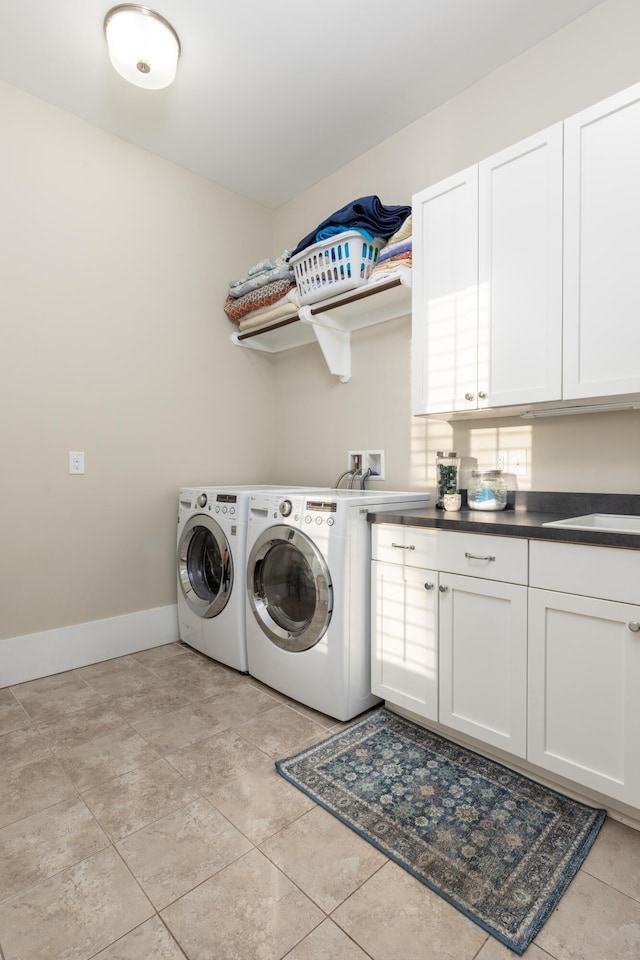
[467,469,507,511]
[435,451,459,510]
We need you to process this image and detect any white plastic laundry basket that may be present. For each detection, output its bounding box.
[290,231,383,306]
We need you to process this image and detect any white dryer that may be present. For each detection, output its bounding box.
[245,488,430,720]
[177,487,256,671]
[176,485,329,672]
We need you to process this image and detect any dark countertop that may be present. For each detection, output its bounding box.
[368,491,640,550]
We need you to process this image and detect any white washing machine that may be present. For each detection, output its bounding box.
[245,488,430,720]
[176,485,329,671]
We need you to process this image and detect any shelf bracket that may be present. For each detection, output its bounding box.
[232,274,412,381]
[298,306,351,382]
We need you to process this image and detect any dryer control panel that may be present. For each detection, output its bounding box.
[214,493,237,516]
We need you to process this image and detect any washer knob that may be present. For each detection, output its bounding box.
[197,494,207,508]
[279,500,293,517]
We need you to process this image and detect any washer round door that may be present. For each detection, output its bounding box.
[248,525,333,652]
[177,514,233,619]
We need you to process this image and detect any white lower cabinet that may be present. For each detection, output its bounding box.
[528,541,640,809]
[372,525,640,812]
[528,588,640,807]
[439,573,527,758]
[371,525,528,756]
[371,560,438,719]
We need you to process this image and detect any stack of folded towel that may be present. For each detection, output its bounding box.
[367,215,412,285]
[224,250,301,331]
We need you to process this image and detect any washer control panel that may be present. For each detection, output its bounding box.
[248,493,306,524]
[302,499,339,528]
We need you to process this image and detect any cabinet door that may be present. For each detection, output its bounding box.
[412,167,479,416]
[439,573,527,757]
[528,588,640,808]
[371,560,438,720]
[564,82,640,399]
[478,124,563,406]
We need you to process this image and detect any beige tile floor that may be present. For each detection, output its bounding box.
[1,641,639,960]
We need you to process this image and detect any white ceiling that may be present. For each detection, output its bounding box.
[0,0,604,207]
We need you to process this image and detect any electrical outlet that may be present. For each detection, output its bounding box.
[69,451,85,474]
[511,449,528,477]
[496,449,528,477]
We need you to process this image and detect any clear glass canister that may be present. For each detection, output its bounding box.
[468,469,508,511]
[435,451,459,509]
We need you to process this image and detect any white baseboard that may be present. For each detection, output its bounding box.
[0,605,179,688]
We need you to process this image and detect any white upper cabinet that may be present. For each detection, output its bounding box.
[478,125,563,407]
[412,124,563,416]
[564,82,640,399]
[412,167,479,415]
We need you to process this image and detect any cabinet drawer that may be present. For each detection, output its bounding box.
[437,531,528,584]
[372,524,439,569]
[530,540,640,604]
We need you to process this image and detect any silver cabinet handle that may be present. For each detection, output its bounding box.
[464,392,475,402]
[438,584,448,593]
[391,543,415,550]
[629,621,640,633]
[424,582,434,591]
[464,552,496,562]
[478,391,487,399]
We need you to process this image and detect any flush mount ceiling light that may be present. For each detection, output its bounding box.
[104,5,181,90]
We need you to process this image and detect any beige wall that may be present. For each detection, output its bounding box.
[270,0,640,494]
[0,82,275,641]
[3,0,640,645]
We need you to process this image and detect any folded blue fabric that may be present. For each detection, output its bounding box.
[315,225,375,243]
[292,196,411,258]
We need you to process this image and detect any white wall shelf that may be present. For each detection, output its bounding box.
[230,272,411,382]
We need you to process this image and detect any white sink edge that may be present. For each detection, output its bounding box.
[542,513,640,534]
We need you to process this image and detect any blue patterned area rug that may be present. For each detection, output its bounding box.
[276,709,605,955]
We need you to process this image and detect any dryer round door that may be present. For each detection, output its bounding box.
[248,525,333,652]
[177,514,233,619]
